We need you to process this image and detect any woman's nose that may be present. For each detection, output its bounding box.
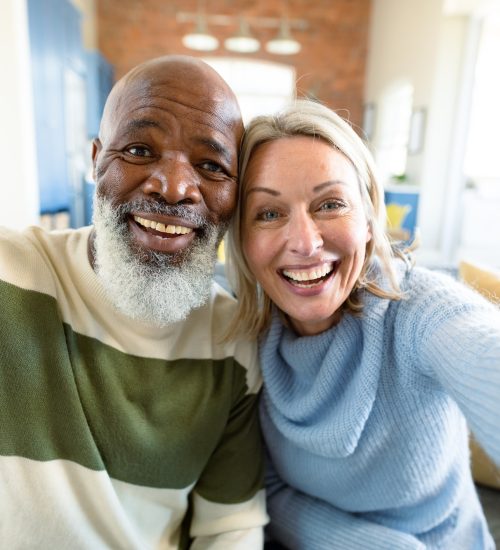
[287,213,323,256]
[143,159,202,205]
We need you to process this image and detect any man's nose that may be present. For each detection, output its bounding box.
[287,212,323,256]
[143,159,202,205]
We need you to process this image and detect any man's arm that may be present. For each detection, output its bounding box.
[190,497,265,549]
[189,359,268,548]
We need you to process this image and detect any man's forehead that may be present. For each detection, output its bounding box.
[106,81,239,140]
[111,98,240,144]
[99,56,243,144]
[118,80,232,116]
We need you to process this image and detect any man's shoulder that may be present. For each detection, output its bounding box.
[0,224,90,256]
[0,225,51,288]
[0,225,90,295]
[0,225,39,255]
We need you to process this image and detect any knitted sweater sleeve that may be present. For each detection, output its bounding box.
[265,460,425,550]
[409,270,500,465]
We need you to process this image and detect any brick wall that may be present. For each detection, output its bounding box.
[96,0,371,128]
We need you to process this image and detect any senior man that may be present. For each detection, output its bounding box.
[0,56,267,548]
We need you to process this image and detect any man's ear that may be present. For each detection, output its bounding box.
[91,138,102,182]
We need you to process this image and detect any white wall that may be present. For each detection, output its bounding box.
[0,0,40,229]
[365,0,479,266]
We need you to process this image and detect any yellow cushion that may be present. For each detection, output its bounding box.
[459,260,500,304]
[459,260,500,490]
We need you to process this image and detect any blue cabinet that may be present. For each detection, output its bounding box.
[86,51,114,139]
[28,0,72,215]
[28,0,114,227]
[85,51,114,224]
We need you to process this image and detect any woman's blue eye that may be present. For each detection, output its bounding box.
[320,200,341,211]
[127,146,152,157]
[260,210,279,221]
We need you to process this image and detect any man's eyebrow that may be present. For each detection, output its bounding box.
[123,119,161,133]
[195,137,232,165]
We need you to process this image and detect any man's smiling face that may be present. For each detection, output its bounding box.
[89,57,243,325]
[92,56,243,266]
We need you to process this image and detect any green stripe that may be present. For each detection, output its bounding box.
[0,279,263,503]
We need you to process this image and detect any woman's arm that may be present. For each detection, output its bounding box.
[265,461,425,550]
[416,284,500,465]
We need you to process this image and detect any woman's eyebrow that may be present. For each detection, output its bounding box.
[313,179,345,192]
[246,180,346,197]
[246,186,281,197]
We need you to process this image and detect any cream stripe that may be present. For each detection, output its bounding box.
[190,527,264,549]
[191,489,268,537]
[0,455,193,550]
[0,225,59,297]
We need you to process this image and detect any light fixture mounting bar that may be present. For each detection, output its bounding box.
[176,12,308,30]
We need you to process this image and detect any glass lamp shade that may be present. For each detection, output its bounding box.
[224,19,260,53]
[224,35,260,53]
[266,37,301,55]
[265,20,301,55]
[182,16,219,52]
[182,32,219,51]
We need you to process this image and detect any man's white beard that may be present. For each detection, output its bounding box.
[92,194,222,327]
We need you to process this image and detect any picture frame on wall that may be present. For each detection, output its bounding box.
[408,107,426,154]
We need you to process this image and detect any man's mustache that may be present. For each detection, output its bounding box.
[114,198,208,228]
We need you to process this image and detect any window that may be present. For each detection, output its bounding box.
[374,80,414,181]
[203,57,296,123]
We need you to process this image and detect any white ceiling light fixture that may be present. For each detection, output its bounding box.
[182,14,219,51]
[266,19,301,55]
[224,18,260,53]
[178,8,307,56]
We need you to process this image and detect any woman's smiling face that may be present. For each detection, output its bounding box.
[242,136,372,336]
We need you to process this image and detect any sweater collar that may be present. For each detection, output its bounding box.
[260,261,408,458]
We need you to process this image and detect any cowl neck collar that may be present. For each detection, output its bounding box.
[260,261,408,458]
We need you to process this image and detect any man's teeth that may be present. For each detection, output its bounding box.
[133,215,193,235]
[282,263,334,283]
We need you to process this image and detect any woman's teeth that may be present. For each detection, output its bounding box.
[133,215,193,235]
[282,263,334,287]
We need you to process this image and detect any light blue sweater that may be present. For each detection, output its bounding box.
[260,262,500,549]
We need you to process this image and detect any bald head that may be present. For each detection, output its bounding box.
[99,55,243,145]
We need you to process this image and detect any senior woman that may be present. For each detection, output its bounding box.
[226,99,500,549]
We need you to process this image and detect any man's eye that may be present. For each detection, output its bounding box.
[126,146,152,157]
[199,161,224,173]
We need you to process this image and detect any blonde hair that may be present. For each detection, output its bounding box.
[226,99,404,340]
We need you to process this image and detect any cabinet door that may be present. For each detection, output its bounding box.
[28,0,70,214]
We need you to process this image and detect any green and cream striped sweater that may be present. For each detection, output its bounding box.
[0,225,267,549]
